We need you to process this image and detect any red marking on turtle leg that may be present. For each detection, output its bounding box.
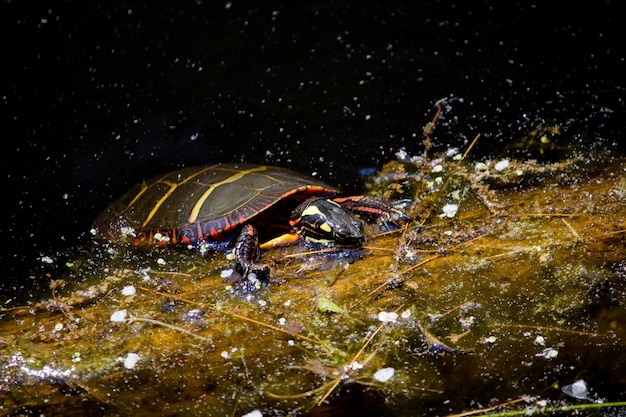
[333,196,411,226]
[333,196,391,221]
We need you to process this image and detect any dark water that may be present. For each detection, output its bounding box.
[3,1,624,300]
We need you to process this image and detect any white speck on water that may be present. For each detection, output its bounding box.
[123,353,140,369]
[377,311,398,323]
[446,147,460,158]
[561,379,589,399]
[241,410,263,417]
[350,362,364,371]
[475,162,489,171]
[40,256,54,264]
[440,204,459,218]
[373,367,395,382]
[120,226,136,237]
[494,159,510,171]
[535,347,559,359]
[121,285,136,296]
[110,309,127,323]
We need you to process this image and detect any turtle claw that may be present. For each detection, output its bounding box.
[236,265,270,293]
[239,264,271,284]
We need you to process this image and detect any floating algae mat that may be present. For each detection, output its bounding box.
[2,153,626,416]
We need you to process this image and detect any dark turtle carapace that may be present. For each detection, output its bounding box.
[93,163,410,284]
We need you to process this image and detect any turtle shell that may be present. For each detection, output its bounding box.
[93,163,338,246]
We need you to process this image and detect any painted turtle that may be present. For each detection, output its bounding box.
[93,163,409,285]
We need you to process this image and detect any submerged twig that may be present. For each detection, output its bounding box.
[447,400,626,417]
[444,397,527,417]
[315,322,387,406]
[128,316,211,342]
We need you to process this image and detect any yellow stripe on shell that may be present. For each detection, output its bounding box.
[187,165,269,224]
[126,183,149,210]
[140,167,212,227]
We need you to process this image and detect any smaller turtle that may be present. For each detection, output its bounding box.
[93,163,410,284]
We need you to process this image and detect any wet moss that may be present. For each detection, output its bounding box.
[2,156,626,416]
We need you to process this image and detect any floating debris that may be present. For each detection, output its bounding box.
[474,162,489,172]
[121,285,136,296]
[459,316,475,330]
[317,297,344,313]
[373,367,395,383]
[347,361,364,372]
[110,309,128,323]
[123,353,140,369]
[240,410,263,417]
[40,256,55,264]
[535,348,559,359]
[440,204,459,218]
[446,147,460,158]
[494,159,510,171]
[561,379,589,400]
[377,311,399,323]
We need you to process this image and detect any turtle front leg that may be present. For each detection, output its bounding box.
[333,196,412,228]
[233,224,271,284]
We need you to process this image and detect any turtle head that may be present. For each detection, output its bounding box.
[290,198,364,247]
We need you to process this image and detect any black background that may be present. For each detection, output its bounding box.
[3,1,624,296]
